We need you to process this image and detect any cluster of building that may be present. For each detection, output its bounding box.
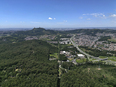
[60,38,72,44]
[25,36,38,40]
[73,33,116,51]
[47,38,72,44]
[60,51,85,59]
[96,33,115,37]
[39,35,56,40]
[60,51,75,58]
[73,34,99,47]
[94,41,116,51]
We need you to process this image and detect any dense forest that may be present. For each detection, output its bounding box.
[0,40,59,87]
[12,28,57,37]
[60,62,116,87]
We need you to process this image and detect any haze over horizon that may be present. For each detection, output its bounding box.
[0,0,116,28]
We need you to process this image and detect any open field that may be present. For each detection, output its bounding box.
[108,56,116,61]
[108,38,116,42]
[76,58,86,63]
[50,53,58,59]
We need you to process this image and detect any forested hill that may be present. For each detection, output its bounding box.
[59,29,116,35]
[0,40,59,87]
[0,28,58,44]
[1,28,116,44]
[12,27,57,37]
[11,28,116,39]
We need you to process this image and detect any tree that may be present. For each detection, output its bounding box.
[59,55,67,61]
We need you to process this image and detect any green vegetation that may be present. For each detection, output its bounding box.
[76,58,86,63]
[0,40,58,87]
[1,28,116,86]
[99,56,107,58]
[50,53,58,59]
[0,28,58,44]
[98,36,111,41]
[59,54,67,61]
[108,38,116,43]
[59,29,116,35]
[60,63,116,87]
[61,62,74,70]
[79,46,111,57]
[12,28,57,37]
[59,34,71,38]
[108,56,116,61]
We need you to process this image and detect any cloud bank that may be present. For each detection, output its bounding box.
[110,14,116,17]
[83,13,106,18]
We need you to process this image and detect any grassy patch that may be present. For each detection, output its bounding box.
[108,56,116,61]
[76,58,86,63]
[50,53,58,59]
[108,38,116,42]
[59,68,62,76]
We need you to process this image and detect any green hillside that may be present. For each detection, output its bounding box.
[0,40,58,87]
[60,63,116,87]
[12,27,57,37]
[0,28,57,44]
[59,29,116,35]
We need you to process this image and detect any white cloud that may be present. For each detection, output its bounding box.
[48,17,52,20]
[90,13,105,18]
[87,18,91,20]
[103,15,105,17]
[110,14,116,17]
[79,17,83,19]
[48,17,56,20]
[83,13,106,18]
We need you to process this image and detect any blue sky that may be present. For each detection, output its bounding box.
[0,0,116,28]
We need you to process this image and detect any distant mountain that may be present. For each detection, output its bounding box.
[59,29,116,35]
[12,27,57,36]
[0,28,116,44]
[0,28,58,44]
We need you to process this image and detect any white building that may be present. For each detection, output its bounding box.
[77,54,85,58]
